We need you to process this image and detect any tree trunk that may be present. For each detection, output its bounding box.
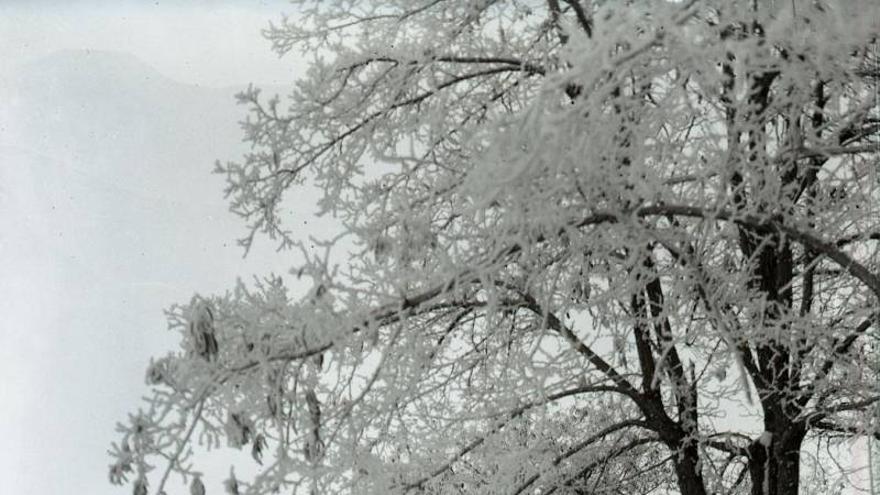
[673,441,708,495]
[748,426,806,495]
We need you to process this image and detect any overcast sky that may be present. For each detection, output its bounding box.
[0,0,298,88]
[0,2,319,494]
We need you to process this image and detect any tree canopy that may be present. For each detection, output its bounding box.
[109,2,880,494]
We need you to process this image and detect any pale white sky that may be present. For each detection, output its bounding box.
[0,2,322,494]
[0,0,299,88]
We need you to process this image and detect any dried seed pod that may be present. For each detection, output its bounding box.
[224,468,240,495]
[190,475,206,495]
[252,434,267,464]
[303,389,324,462]
[225,412,253,448]
[145,358,168,385]
[132,478,148,495]
[189,300,219,361]
[571,279,591,304]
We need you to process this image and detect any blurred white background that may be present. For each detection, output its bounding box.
[0,1,321,493]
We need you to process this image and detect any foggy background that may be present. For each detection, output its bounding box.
[0,1,320,493]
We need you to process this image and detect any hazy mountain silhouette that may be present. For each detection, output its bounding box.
[5,50,273,193]
[1,49,303,337]
[1,48,330,320]
[0,49,326,495]
[1,48,300,238]
[0,48,310,494]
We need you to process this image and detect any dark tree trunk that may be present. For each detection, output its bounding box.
[673,440,708,495]
[747,425,806,495]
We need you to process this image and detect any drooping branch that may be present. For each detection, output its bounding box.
[400,383,634,492]
[543,437,663,495]
[642,254,695,424]
[573,205,880,299]
[630,292,659,395]
[801,314,878,406]
[512,418,651,495]
[811,421,880,441]
[154,400,205,495]
[561,0,593,38]
[518,291,640,400]
[801,396,880,426]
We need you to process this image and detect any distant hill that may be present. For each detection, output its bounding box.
[0,49,314,285]
[2,50,289,195]
[0,49,319,495]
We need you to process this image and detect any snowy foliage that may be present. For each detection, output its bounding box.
[110,2,880,494]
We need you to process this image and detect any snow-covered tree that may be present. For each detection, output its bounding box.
[109,2,880,494]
